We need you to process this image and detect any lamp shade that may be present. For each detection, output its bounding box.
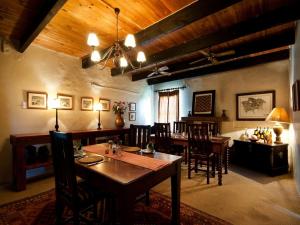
[49,98,60,109]
[87,33,99,47]
[120,57,128,67]
[137,51,146,63]
[94,103,102,111]
[91,50,101,62]
[124,34,136,48]
[265,107,289,123]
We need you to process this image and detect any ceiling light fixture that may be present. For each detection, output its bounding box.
[87,8,146,72]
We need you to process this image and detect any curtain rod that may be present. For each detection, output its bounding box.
[154,85,186,93]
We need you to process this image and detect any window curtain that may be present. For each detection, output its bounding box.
[158,90,179,128]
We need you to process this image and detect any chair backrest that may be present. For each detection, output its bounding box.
[50,131,78,203]
[173,121,187,133]
[206,122,218,136]
[188,124,212,155]
[129,124,151,149]
[154,122,172,153]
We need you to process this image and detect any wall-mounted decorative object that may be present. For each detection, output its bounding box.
[192,90,215,116]
[57,93,73,110]
[292,80,300,111]
[129,112,136,121]
[27,91,48,109]
[81,97,93,111]
[236,90,275,121]
[99,98,110,111]
[129,102,136,111]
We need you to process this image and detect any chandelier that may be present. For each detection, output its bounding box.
[87,8,146,71]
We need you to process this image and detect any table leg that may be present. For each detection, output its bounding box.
[217,153,223,185]
[224,147,229,174]
[171,161,181,225]
[118,193,134,225]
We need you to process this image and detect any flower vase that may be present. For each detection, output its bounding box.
[115,113,125,128]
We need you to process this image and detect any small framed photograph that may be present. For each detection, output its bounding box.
[129,112,136,121]
[192,90,215,116]
[129,102,136,111]
[81,97,93,111]
[57,93,73,110]
[27,91,48,109]
[99,98,110,111]
[236,90,275,120]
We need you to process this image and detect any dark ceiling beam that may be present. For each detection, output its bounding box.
[16,0,67,53]
[82,0,241,69]
[147,49,289,85]
[112,1,300,76]
[131,29,295,81]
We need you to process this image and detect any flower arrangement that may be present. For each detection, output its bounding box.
[112,101,127,114]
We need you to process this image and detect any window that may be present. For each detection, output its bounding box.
[158,90,179,127]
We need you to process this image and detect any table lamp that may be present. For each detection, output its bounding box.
[265,107,289,144]
[94,103,102,130]
[50,98,60,131]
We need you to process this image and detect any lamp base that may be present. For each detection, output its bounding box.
[273,124,283,145]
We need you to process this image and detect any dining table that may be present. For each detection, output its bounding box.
[75,144,182,225]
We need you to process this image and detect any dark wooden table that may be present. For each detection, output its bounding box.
[10,128,130,191]
[76,146,182,225]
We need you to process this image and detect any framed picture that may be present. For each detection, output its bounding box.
[292,80,300,111]
[27,91,48,109]
[81,97,93,111]
[99,98,110,111]
[129,112,136,121]
[236,90,275,121]
[129,102,136,111]
[192,90,215,116]
[57,93,73,110]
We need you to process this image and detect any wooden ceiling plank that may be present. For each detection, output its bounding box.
[132,28,295,81]
[82,0,241,69]
[147,49,289,85]
[113,1,300,76]
[17,0,68,53]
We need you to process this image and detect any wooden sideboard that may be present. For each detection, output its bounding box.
[181,116,223,134]
[10,128,130,191]
[232,140,288,176]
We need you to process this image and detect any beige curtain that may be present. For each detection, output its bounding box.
[158,90,179,129]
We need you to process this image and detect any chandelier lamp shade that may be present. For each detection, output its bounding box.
[87,8,146,71]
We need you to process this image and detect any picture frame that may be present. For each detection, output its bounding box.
[27,91,48,109]
[57,93,73,110]
[99,98,110,111]
[129,102,136,111]
[292,80,300,111]
[129,112,136,121]
[236,90,275,121]
[192,90,215,116]
[81,97,93,111]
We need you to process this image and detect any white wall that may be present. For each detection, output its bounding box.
[290,21,300,193]
[0,43,150,184]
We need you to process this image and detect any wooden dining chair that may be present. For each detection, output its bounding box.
[154,122,176,154]
[173,121,187,133]
[173,121,187,163]
[50,131,109,225]
[129,124,151,149]
[187,124,215,184]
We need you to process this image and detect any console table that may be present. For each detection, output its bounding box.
[10,128,130,191]
[232,140,288,176]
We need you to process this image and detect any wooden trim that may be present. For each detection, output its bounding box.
[82,0,241,69]
[132,29,295,81]
[17,0,68,52]
[115,2,300,76]
[147,49,289,85]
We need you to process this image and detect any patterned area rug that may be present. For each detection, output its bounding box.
[0,189,231,225]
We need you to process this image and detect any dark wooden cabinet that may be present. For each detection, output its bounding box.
[232,140,288,176]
